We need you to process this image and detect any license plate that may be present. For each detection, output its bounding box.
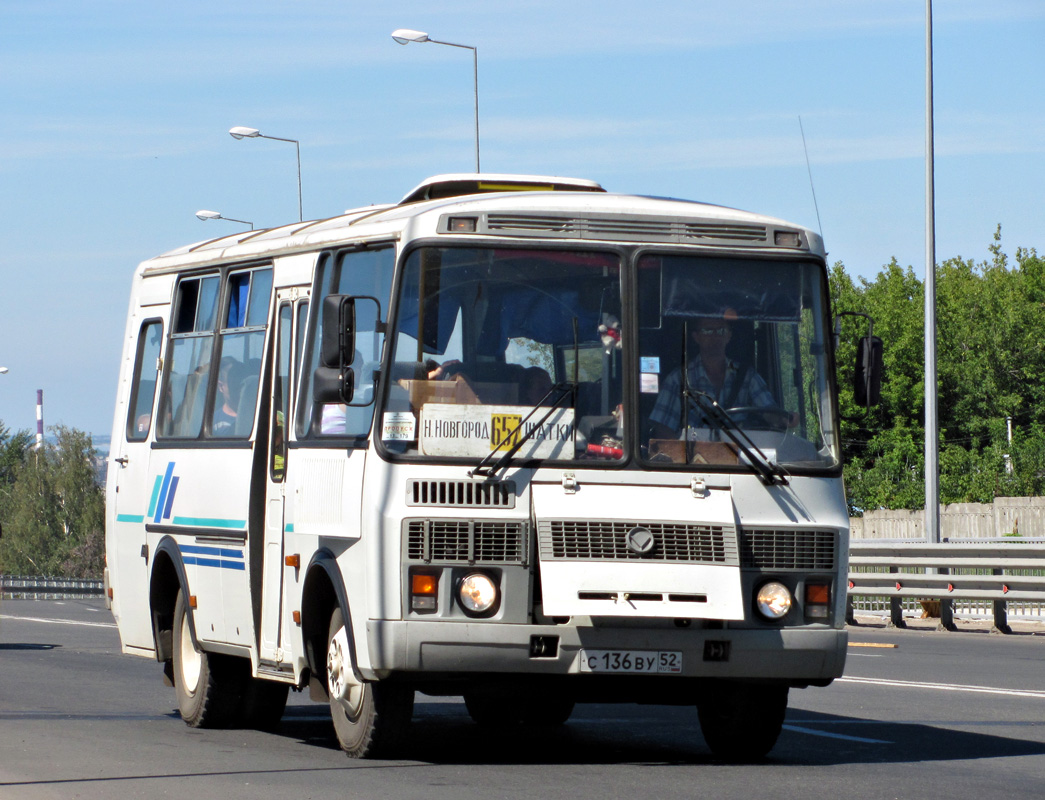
[579,649,683,674]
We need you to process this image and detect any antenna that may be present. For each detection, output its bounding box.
[798,116,824,241]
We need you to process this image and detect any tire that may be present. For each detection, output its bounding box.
[326,607,413,758]
[697,682,788,761]
[172,589,244,728]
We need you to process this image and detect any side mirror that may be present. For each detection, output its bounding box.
[854,335,883,407]
[313,295,384,407]
[314,295,356,404]
[313,364,354,404]
[321,295,355,369]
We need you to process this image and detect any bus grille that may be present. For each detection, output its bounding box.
[538,520,738,565]
[739,529,836,570]
[406,479,516,509]
[405,519,528,564]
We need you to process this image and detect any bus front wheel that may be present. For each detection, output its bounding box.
[326,607,413,758]
[696,682,788,761]
[172,590,242,728]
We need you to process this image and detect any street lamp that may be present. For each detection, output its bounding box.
[229,126,303,222]
[391,28,480,173]
[195,210,254,230]
[0,367,8,374]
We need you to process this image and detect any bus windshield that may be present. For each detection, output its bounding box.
[383,246,624,462]
[636,253,839,471]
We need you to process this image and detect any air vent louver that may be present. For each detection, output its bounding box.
[739,529,836,570]
[407,479,515,509]
[406,519,528,564]
[538,520,738,565]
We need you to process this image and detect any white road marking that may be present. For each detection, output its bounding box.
[782,724,892,744]
[0,614,117,629]
[839,676,1045,699]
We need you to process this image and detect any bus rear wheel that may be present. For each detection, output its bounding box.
[696,682,789,761]
[172,590,242,728]
[326,607,413,758]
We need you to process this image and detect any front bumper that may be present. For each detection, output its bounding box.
[365,619,846,685]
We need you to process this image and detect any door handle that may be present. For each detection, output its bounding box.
[114,456,129,466]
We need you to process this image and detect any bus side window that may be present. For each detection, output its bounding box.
[126,320,163,441]
[210,267,272,439]
[158,275,220,439]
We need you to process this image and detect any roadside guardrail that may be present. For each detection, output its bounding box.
[846,540,1045,633]
[1,575,104,600]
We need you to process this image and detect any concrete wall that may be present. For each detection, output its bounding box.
[850,497,1045,540]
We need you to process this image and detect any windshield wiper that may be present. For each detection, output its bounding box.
[683,389,788,486]
[469,383,575,478]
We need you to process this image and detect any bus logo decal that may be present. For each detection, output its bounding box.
[149,462,180,524]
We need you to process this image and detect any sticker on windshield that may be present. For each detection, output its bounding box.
[640,373,659,394]
[640,356,660,373]
[420,404,574,458]
[382,411,416,441]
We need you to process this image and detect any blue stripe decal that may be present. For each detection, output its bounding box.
[284,523,294,533]
[147,475,163,518]
[171,516,246,530]
[183,556,246,571]
[181,545,244,559]
[116,513,145,524]
[154,462,175,523]
[181,545,245,571]
[162,476,180,520]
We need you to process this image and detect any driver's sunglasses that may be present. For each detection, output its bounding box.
[696,326,729,336]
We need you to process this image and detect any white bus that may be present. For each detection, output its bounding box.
[106,174,881,760]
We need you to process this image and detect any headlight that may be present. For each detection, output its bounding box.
[756,581,792,620]
[458,572,499,615]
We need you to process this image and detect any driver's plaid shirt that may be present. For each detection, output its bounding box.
[649,358,776,433]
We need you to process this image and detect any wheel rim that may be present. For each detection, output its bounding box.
[327,625,363,719]
[179,614,202,692]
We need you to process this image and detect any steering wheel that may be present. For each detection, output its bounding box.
[724,405,791,432]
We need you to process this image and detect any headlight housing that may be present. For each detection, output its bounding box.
[756,581,792,620]
[457,572,500,616]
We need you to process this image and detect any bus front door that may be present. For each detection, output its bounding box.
[259,291,306,667]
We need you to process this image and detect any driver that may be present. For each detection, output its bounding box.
[649,314,782,440]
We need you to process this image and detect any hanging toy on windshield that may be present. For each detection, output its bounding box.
[598,313,622,355]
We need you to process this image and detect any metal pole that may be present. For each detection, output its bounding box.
[294,139,303,221]
[472,45,480,173]
[428,38,480,173]
[924,0,940,543]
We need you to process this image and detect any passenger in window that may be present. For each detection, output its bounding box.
[320,403,348,435]
[213,358,244,435]
[649,314,787,440]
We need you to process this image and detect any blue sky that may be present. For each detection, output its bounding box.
[1,1,1042,438]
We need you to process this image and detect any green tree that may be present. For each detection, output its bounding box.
[0,425,104,577]
[834,230,1045,512]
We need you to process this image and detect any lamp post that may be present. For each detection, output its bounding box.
[195,210,254,230]
[0,367,8,374]
[924,0,939,543]
[229,126,303,222]
[392,28,480,173]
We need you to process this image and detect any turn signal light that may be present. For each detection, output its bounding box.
[410,570,439,612]
[806,583,830,619]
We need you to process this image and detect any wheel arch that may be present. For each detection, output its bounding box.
[301,548,362,700]
[150,536,194,663]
